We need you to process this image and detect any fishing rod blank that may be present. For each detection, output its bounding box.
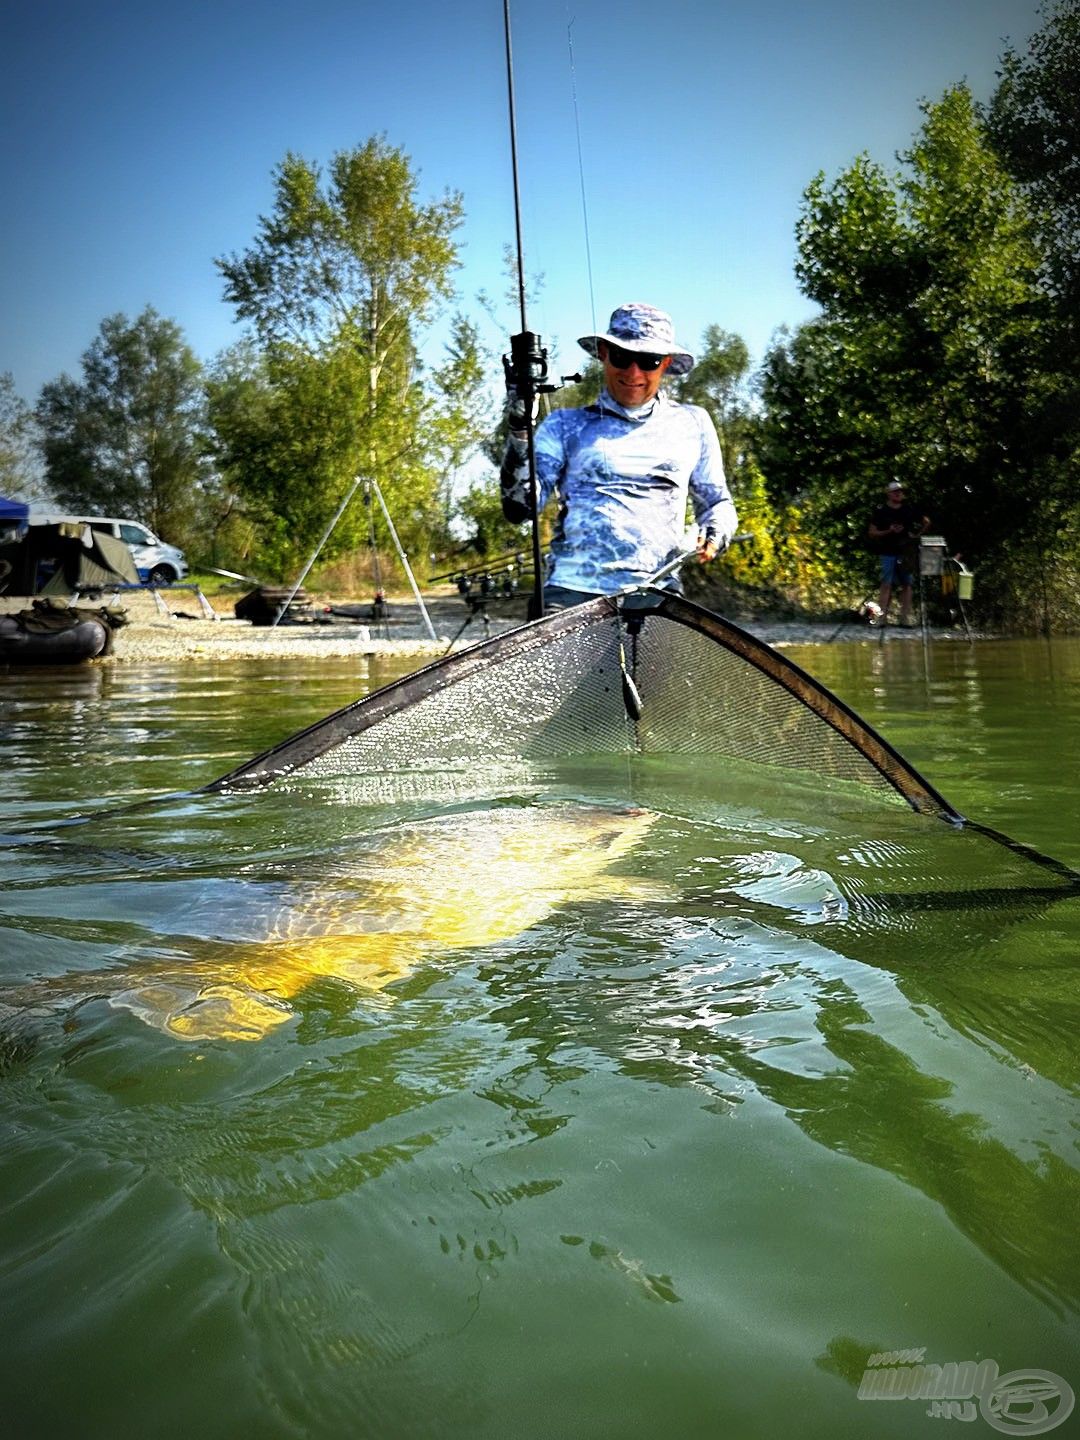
[501,0,545,621]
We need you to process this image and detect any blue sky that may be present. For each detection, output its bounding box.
[1,0,1042,407]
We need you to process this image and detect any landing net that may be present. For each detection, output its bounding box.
[207,594,958,820]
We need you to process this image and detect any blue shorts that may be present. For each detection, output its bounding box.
[880,554,914,587]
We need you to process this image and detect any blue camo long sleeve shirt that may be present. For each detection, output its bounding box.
[500,388,737,593]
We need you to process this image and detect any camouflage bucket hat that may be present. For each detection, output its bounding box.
[578,302,694,377]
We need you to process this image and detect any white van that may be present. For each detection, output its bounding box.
[27,512,189,585]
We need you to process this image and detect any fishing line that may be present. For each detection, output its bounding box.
[565,18,716,733]
[567,16,646,732]
[567,17,599,347]
[503,2,529,337]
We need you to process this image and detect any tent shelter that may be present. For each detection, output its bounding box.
[0,522,139,596]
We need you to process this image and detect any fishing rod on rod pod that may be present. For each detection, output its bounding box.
[428,549,529,586]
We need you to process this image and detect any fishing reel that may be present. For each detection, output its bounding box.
[500,329,577,624]
[453,565,521,609]
[502,330,580,408]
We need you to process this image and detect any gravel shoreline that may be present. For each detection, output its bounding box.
[1,589,978,664]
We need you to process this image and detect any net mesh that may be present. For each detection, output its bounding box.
[302,607,632,778]
[213,597,952,818]
[633,609,902,797]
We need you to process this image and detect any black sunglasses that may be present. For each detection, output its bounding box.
[604,343,667,372]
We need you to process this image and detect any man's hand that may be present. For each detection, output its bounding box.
[504,388,539,435]
[696,523,736,563]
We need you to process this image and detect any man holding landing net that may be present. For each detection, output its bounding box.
[500,302,738,610]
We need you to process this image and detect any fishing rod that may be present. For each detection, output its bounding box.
[501,0,544,620]
[500,0,579,622]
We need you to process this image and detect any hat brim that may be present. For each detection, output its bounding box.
[578,333,694,377]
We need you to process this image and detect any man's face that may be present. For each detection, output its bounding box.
[885,487,904,507]
[600,341,673,407]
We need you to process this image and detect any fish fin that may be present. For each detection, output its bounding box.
[110,980,293,1042]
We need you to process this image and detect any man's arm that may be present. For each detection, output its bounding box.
[500,414,562,524]
[689,409,737,562]
[500,432,532,524]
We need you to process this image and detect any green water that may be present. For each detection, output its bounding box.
[0,639,1077,1439]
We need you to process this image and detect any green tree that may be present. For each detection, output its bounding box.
[36,308,207,545]
[987,0,1080,313]
[213,138,465,572]
[759,86,1050,584]
[194,342,264,570]
[985,0,1080,612]
[455,476,530,558]
[0,373,46,500]
[206,337,433,576]
[673,326,753,480]
[218,139,462,357]
[429,314,494,549]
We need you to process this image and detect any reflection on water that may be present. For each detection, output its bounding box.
[0,644,1078,1439]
